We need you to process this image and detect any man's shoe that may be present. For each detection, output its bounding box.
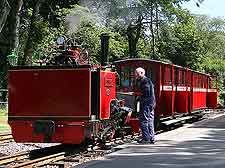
[137,139,150,144]
[149,140,155,144]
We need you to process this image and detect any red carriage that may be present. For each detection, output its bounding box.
[114,58,218,131]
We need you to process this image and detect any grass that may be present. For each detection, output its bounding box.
[0,108,11,134]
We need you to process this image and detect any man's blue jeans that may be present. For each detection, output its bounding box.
[139,100,155,141]
[139,118,155,141]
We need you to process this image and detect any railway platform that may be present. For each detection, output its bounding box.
[76,111,225,168]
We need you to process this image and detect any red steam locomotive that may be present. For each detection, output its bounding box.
[7,34,218,144]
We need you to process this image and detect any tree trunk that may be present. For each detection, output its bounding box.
[150,1,155,59]
[8,0,23,52]
[127,24,137,58]
[127,16,143,58]
[0,0,23,102]
[155,3,160,42]
[0,0,23,55]
[19,0,43,65]
[0,0,11,33]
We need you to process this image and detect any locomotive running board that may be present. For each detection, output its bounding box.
[161,113,203,126]
[162,116,193,126]
[8,116,91,121]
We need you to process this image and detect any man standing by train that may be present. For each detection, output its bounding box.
[135,67,156,144]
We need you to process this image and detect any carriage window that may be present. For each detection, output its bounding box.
[164,66,172,85]
[130,67,135,88]
[118,64,155,91]
[181,70,185,85]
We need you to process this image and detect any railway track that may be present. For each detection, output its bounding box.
[0,152,29,165]
[0,146,106,167]
[0,151,65,168]
[0,144,68,167]
[12,152,65,168]
[0,134,139,168]
[0,133,14,144]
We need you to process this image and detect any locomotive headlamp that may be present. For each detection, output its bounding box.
[91,115,96,121]
[56,36,65,45]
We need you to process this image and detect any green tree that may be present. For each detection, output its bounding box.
[195,15,225,102]
[62,5,127,63]
[83,0,192,59]
[17,0,80,65]
[158,9,203,68]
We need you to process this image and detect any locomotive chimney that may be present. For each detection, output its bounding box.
[100,33,110,66]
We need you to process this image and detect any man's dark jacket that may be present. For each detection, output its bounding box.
[138,76,156,113]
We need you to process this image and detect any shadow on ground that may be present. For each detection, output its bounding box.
[76,116,225,168]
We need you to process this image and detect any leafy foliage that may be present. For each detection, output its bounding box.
[195,15,225,103]
[158,10,204,69]
[1,0,225,103]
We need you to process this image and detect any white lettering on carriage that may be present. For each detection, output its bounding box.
[160,86,216,92]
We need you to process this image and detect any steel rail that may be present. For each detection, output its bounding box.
[0,134,14,144]
[0,152,29,165]
[11,152,65,168]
